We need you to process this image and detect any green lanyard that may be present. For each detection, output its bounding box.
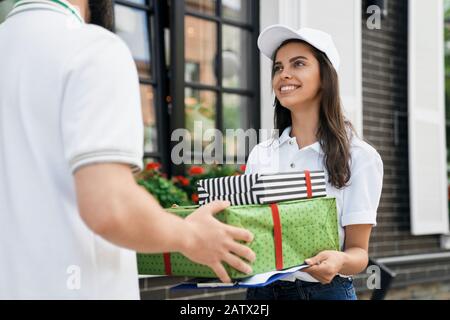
[14,0,83,23]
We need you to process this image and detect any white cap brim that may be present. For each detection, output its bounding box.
[258,25,304,60]
[257,24,340,71]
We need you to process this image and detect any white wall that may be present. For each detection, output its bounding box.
[408,0,449,235]
[259,0,279,133]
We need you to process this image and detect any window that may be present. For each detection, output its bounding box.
[2,0,260,176]
[170,0,260,174]
[114,0,171,172]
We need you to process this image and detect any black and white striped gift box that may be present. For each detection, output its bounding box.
[197,171,327,206]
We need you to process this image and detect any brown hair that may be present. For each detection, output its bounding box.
[88,0,114,31]
[272,39,354,189]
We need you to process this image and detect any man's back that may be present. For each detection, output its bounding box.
[0,1,143,299]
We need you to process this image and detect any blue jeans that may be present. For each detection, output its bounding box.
[246,276,357,300]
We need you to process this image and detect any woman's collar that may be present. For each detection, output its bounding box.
[275,126,324,154]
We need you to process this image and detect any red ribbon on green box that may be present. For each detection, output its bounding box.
[138,197,339,279]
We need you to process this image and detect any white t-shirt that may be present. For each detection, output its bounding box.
[0,0,143,299]
[245,126,383,282]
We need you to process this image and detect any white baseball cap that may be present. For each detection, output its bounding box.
[257,24,340,71]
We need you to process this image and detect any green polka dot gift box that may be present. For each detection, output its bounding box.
[137,197,339,279]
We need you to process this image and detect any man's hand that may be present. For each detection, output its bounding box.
[181,201,256,283]
[303,250,346,284]
[75,164,256,284]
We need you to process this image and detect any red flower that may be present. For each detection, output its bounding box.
[175,175,190,186]
[240,165,246,172]
[146,162,161,171]
[191,193,199,202]
[189,166,204,175]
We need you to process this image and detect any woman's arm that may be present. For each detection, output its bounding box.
[303,224,372,284]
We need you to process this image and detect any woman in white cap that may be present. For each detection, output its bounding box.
[245,25,384,300]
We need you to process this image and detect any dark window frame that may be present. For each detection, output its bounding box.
[113,0,171,174]
[114,0,260,176]
[170,0,260,175]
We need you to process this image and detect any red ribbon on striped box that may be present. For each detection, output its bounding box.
[197,170,326,206]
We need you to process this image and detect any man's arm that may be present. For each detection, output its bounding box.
[74,163,256,283]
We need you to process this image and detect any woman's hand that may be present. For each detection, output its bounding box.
[303,250,346,284]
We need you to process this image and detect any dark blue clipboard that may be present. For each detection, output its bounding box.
[170,264,308,290]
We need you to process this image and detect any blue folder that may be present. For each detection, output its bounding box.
[170,264,308,290]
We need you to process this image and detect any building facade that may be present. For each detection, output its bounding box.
[2,0,450,300]
[137,0,450,300]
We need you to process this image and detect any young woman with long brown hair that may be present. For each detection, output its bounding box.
[245,25,384,300]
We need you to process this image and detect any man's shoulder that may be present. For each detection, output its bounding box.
[61,24,134,70]
[69,24,128,53]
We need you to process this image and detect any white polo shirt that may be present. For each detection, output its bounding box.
[0,0,143,299]
[245,126,383,282]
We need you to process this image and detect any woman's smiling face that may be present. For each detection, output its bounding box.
[272,41,322,111]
